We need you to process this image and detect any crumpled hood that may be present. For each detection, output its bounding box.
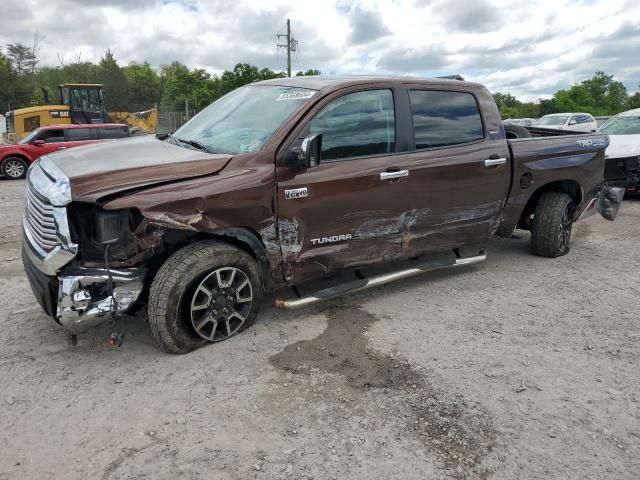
[605,134,640,159]
[47,135,232,202]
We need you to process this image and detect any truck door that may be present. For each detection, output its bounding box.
[276,88,410,282]
[398,88,511,254]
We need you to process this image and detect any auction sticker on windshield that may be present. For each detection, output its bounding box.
[276,90,316,101]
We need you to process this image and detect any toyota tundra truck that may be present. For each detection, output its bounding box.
[21,76,620,353]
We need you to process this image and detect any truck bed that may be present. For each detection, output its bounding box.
[497,131,609,236]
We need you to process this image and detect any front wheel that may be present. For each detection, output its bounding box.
[147,240,264,354]
[530,191,576,258]
[1,157,28,179]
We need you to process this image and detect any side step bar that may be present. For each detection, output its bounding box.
[273,252,487,309]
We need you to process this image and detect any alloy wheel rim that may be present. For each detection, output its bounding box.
[189,267,253,342]
[5,160,25,178]
[558,203,574,252]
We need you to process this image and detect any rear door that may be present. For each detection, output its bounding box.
[276,87,412,281]
[65,126,97,146]
[96,126,130,140]
[397,88,511,254]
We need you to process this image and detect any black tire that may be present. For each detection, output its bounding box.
[530,191,576,258]
[504,124,532,139]
[147,240,264,354]
[1,157,28,179]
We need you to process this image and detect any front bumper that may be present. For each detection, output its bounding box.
[57,266,145,333]
[22,245,146,333]
[22,157,146,333]
[604,156,640,191]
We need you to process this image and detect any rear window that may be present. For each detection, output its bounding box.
[409,90,484,149]
[66,128,94,141]
[96,127,129,139]
[39,129,65,143]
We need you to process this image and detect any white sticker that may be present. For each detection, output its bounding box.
[276,90,316,101]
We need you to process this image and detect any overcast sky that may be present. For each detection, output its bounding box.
[1,0,638,100]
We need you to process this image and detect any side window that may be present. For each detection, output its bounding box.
[97,127,129,139]
[309,89,395,161]
[24,115,40,133]
[66,128,94,141]
[39,129,65,143]
[409,90,484,149]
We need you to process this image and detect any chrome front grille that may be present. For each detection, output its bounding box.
[24,182,58,253]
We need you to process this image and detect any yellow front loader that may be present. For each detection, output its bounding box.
[4,84,157,142]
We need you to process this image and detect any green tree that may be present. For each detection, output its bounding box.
[0,49,32,110]
[6,42,35,76]
[628,88,640,110]
[545,72,629,115]
[296,69,321,76]
[99,49,130,111]
[122,62,162,110]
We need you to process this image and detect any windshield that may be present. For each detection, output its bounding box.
[173,85,316,154]
[70,88,102,111]
[536,115,569,126]
[19,128,42,144]
[599,116,640,135]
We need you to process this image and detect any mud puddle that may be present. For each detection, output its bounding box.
[270,305,496,479]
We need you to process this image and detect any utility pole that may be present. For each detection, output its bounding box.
[277,19,297,77]
[286,19,291,78]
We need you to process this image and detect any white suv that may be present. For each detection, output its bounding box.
[535,113,597,132]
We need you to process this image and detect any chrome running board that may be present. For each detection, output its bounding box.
[273,252,487,309]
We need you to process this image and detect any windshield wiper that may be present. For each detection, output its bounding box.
[178,138,212,153]
[156,132,180,146]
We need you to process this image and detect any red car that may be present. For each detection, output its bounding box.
[1,123,130,179]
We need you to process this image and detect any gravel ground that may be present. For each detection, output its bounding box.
[1,178,638,480]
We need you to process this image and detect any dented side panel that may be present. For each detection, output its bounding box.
[273,83,511,282]
[275,155,407,281]
[103,158,285,283]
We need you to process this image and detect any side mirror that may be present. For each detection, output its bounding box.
[283,133,322,170]
[568,119,577,125]
[33,139,45,146]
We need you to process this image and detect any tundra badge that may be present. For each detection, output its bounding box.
[285,187,308,200]
[311,234,352,245]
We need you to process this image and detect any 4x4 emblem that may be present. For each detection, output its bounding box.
[285,187,308,200]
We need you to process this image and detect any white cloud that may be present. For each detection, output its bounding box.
[0,0,638,100]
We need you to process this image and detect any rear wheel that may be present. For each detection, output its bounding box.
[530,191,576,258]
[1,157,28,179]
[147,240,264,354]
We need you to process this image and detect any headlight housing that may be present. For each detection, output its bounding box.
[31,156,72,206]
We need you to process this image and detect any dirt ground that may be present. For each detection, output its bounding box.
[1,178,639,480]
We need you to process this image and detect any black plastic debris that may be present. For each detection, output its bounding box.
[598,186,625,221]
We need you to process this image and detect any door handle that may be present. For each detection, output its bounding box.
[484,158,507,167]
[57,146,67,150]
[379,169,409,181]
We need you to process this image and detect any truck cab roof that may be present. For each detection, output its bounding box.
[254,75,480,92]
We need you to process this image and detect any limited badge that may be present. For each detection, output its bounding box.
[285,187,308,200]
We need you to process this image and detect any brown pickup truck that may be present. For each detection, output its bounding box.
[21,76,619,353]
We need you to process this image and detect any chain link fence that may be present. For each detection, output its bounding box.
[156,111,190,134]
